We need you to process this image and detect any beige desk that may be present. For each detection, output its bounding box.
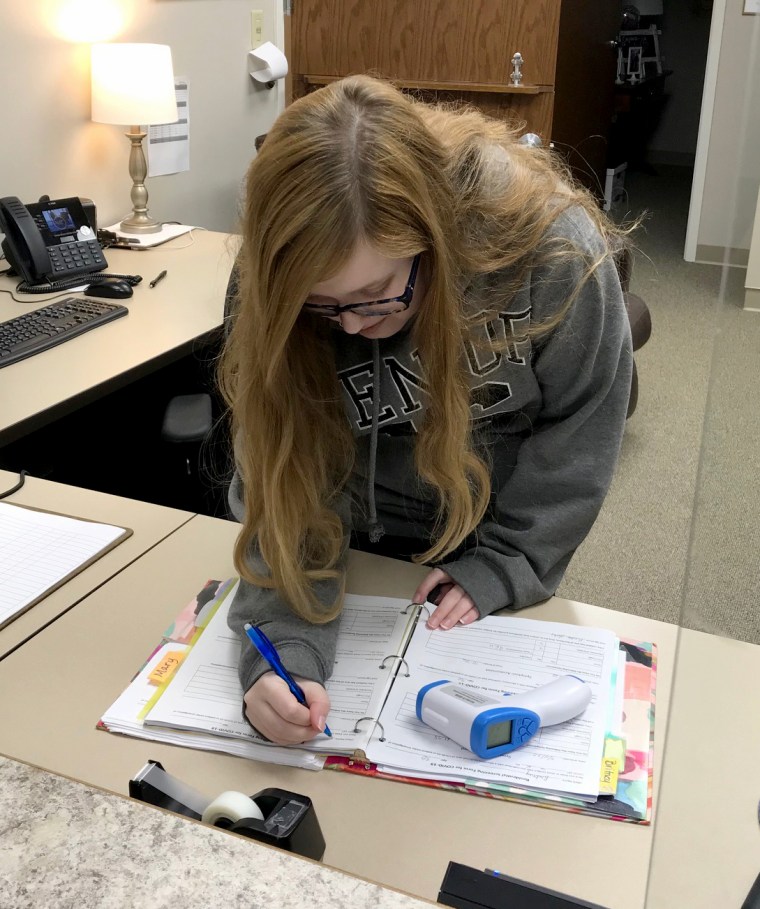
[0,469,192,660]
[0,512,679,909]
[0,229,236,445]
[646,629,760,907]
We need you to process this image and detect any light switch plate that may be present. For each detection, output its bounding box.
[251,9,264,46]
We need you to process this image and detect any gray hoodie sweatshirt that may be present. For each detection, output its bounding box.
[227,207,633,696]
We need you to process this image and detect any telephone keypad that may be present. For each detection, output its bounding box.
[48,240,106,275]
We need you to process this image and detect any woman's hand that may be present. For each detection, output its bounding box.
[244,673,331,745]
[412,568,479,630]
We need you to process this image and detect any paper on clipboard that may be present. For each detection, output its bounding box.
[0,502,131,630]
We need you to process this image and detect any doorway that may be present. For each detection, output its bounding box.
[612,1,714,258]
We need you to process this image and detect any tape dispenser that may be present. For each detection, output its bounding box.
[129,760,325,860]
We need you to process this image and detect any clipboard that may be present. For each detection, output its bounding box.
[0,501,132,630]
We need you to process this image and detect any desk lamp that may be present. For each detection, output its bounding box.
[91,43,178,234]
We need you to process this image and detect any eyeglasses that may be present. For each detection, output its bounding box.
[303,254,421,318]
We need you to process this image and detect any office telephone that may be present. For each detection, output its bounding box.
[0,195,107,286]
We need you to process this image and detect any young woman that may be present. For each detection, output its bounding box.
[218,75,633,745]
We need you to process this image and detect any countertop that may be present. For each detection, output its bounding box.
[0,755,434,909]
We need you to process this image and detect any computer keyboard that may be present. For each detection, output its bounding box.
[0,296,129,368]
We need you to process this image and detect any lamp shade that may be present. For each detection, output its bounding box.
[91,43,178,126]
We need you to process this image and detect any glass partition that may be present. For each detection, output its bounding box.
[643,10,760,907]
[680,270,760,642]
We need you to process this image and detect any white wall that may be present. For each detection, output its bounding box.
[0,0,285,233]
[686,0,760,260]
[745,187,760,310]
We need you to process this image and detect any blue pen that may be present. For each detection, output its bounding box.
[243,623,332,737]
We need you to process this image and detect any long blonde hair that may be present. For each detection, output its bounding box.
[218,75,625,622]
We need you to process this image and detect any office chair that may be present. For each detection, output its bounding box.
[610,238,652,418]
[161,393,213,471]
[159,137,265,512]
[160,390,220,515]
[160,268,238,516]
[516,134,652,418]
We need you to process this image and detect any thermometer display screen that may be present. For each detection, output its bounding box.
[486,719,513,748]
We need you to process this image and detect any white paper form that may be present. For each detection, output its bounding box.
[0,503,126,629]
[147,79,189,177]
[366,616,619,798]
[144,593,415,755]
[100,641,323,770]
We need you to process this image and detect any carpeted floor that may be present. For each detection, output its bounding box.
[556,165,760,644]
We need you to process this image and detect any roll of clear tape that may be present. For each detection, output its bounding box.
[201,790,264,826]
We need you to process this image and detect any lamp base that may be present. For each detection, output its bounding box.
[120,212,161,234]
[122,127,161,234]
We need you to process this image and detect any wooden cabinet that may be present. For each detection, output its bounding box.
[292,0,559,89]
[287,0,619,198]
[290,0,559,136]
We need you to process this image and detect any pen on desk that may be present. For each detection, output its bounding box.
[149,270,167,289]
[243,622,332,737]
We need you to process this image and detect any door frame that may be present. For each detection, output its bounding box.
[275,0,288,113]
[684,0,726,262]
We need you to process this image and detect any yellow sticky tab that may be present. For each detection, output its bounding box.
[599,736,626,794]
[148,651,186,686]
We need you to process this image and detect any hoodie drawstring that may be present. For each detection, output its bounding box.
[367,339,385,543]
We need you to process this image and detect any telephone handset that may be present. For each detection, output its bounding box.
[0,195,108,286]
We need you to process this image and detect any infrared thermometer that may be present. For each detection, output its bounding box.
[416,675,592,760]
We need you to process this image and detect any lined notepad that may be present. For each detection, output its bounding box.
[0,503,131,630]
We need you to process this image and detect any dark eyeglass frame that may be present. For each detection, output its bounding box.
[303,254,421,318]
